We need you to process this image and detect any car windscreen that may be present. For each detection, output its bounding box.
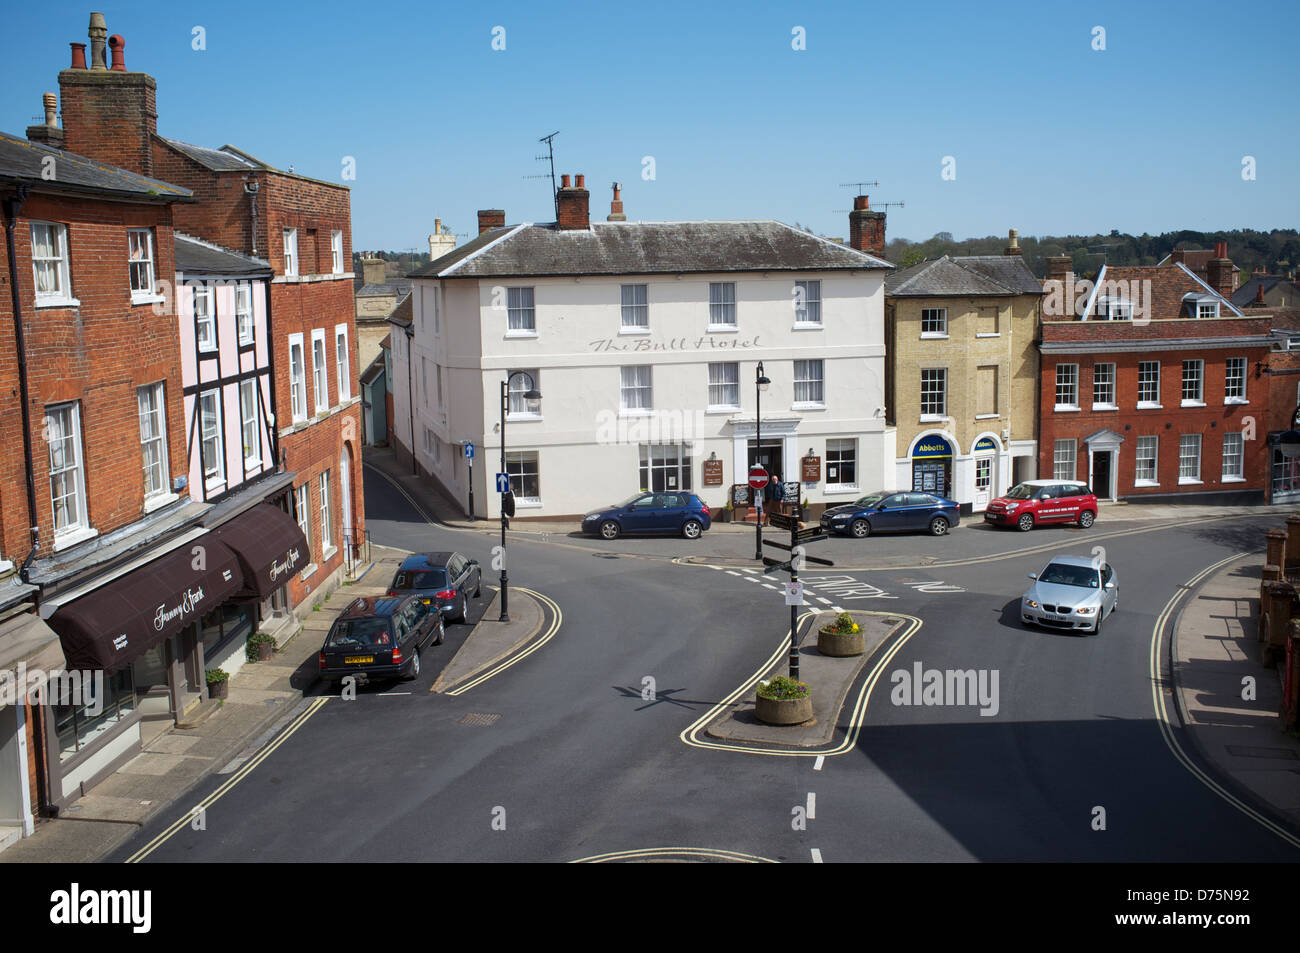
[616,493,649,507]
[391,569,449,590]
[326,618,393,648]
[1005,484,1035,500]
[853,494,885,507]
[1037,563,1100,588]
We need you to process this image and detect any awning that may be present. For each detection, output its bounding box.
[0,613,67,708]
[48,539,244,672]
[207,503,308,600]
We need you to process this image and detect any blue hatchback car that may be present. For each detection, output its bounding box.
[581,492,712,540]
[820,491,959,539]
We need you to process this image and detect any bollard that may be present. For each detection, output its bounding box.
[1266,530,1287,573]
[1263,581,1297,666]
[1286,516,1300,571]
[1283,622,1300,732]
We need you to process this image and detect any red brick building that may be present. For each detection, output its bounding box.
[1038,249,1272,503]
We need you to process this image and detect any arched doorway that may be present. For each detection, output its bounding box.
[909,432,957,499]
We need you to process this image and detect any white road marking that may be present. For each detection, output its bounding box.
[813,755,824,771]
[815,597,832,605]
[378,691,413,696]
[810,848,823,863]
[762,583,779,590]
[806,792,816,819]
[831,606,844,613]
[726,570,742,577]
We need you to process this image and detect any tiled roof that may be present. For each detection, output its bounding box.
[1081,264,1243,320]
[951,255,1042,294]
[386,294,413,328]
[175,233,271,277]
[0,131,192,200]
[886,256,1027,296]
[408,221,893,279]
[161,138,266,172]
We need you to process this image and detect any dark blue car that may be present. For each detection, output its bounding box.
[820,491,959,539]
[387,551,482,623]
[581,492,712,540]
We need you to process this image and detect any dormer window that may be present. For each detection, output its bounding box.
[1197,301,1219,319]
[1095,296,1132,321]
[1183,292,1220,319]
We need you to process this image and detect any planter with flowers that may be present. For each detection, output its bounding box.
[754,675,813,726]
[818,611,865,657]
[206,668,230,700]
[247,632,276,662]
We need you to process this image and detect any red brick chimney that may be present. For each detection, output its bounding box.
[1045,255,1073,282]
[607,181,626,222]
[1206,241,1233,297]
[1170,248,1187,265]
[58,13,157,176]
[556,173,590,230]
[848,195,886,257]
[477,209,505,234]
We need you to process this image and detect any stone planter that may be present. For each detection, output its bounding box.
[754,692,813,726]
[818,625,865,657]
[208,679,229,700]
[256,640,274,661]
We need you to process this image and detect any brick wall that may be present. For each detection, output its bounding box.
[58,69,157,178]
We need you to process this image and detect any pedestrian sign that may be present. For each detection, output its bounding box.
[495,472,510,493]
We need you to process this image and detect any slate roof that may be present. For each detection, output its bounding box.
[1232,275,1300,308]
[408,221,892,280]
[886,255,1035,296]
[174,233,272,277]
[386,294,413,329]
[0,131,192,201]
[161,138,266,172]
[356,280,412,299]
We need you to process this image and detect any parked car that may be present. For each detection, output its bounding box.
[581,492,712,540]
[318,595,444,685]
[387,552,482,624]
[820,491,960,538]
[1020,555,1118,634]
[984,480,1098,531]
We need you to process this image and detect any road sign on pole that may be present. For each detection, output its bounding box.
[785,581,804,606]
[768,512,799,532]
[495,472,510,493]
[465,442,475,461]
[748,466,769,490]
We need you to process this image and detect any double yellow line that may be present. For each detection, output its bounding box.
[443,587,563,696]
[1148,552,1300,850]
[124,696,329,863]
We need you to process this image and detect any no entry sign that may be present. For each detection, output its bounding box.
[748,466,769,490]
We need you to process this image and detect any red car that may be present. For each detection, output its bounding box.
[984,480,1098,532]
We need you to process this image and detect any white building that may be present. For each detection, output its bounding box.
[392,176,897,520]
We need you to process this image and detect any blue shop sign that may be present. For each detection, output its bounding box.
[912,436,953,459]
[972,437,998,454]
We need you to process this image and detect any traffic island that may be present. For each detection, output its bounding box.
[705,610,905,749]
[430,587,544,694]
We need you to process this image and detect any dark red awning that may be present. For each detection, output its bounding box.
[207,503,308,599]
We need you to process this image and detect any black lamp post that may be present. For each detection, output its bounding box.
[499,371,541,622]
[754,361,770,560]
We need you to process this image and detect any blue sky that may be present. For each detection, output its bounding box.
[4,1,1297,251]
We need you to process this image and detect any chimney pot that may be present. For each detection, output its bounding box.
[556,173,590,230]
[560,174,571,188]
[575,173,585,188]
[607,181,626,222]
[1256,283,1266,305]
[1214,241,1228,260]
[26,93,65,147]
[108,34,126,71]
[42,93,58,127]
[1005,228,1021,256]
[853,195,869,210]
[69,42,87,69]
[88,12,108,70]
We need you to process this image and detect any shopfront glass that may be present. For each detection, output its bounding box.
[200,603,254,660]
[52,669,136,762]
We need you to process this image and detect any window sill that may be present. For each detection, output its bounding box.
[1134,479,1159,488]
[300,562,318,581]
[1136,402,1163,410]
[920,332,949,340]
[34,296,81,309]
[52,526,98,552]
[1091,403,1118,412]
[1222,475,1246,484]
[619,409,654,418]
[1054,405,1080,413]
[919,414,947,423]
[131,292,166,306]
[975,413,1000,420]
[706,405,741,415]
[321,545,338,562]
[975,332,1001,339]
[706,325,738,333]
[1224,398,1249,406]
[505,413,543,422]
[1181,400,1206,408]
[1178,477,1203,486]
[244,456,263,471]
[198,344,218,356]
[504,330,538,339]
[618,327,650,336]
[791,323,823,331]
[514,499,543,509]
[205,477,227,494]
[823,485,861,495]
[792,402,827,411]
[143,491,178,514]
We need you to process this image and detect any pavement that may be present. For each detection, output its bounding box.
[1171,554,1300,830]
[431,586,543,694]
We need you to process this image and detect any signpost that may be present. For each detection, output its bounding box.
[495,472,510,494]
[748,466,769,489]
[749,465,768,561]
[760,511,834,680]
[464,442,476,520]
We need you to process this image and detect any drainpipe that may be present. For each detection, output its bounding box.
[405,326,416,475]
[3,187,42,581]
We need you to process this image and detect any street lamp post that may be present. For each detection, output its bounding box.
[754,361,770,560]
[499,372,541,623]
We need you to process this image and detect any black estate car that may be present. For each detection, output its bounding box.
[317,595,443,686]
[387,551,482,623]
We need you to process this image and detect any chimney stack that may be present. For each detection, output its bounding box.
[556,172,590,230]
[1206,242,1234,297]
[360,257,387,286]
[1005,228,1021,256]
[428,217,457,260]
[26,93,65,148]
[1045,255,1073,282]
[848,195,886,257]
[607,182,626,222]
[477,209,505,234]
[1255,282,1266,305]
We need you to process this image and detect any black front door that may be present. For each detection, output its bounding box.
[747,440,783,482]
[1093,451,1112,499]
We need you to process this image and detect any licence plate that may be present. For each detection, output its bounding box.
[344,655,374,664]
[422,599,431,605]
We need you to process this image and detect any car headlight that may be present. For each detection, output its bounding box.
[1075,606,1096,615]
[1005,503,1020,511]
[1023,598,1039,608]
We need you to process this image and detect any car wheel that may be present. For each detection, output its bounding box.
[1078,510,1095,529]
[682,519,703,540]
[434,622,444,646]
[404,649,421,680]
[1017,513,1035,532]
[474,573,482,599]
[600,520,620,540]
[453,595,467,624]
[1092,614,1103,636]
[850,519,871,539]
[928,516,950,537]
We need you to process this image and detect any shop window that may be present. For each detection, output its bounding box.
[52,669,136,762]
[639,444,692,492]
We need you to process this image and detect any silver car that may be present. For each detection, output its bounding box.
[1020,555,1118,635]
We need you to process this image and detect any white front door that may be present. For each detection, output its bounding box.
[974,456,993,510]
[339,449,353,546]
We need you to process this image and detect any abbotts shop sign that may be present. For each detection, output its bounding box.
[913,437,953,459]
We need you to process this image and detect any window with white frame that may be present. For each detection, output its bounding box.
[708,282,736,327]
[319,470,332,550]
[1138,361,1160,406]
[47,402,87,535]
[1135,435,1158,485]
[1182,359,1204,404]
[707,362,740,409]
[793,280,821,324]
[331,230,343,274]
[1096,296,1132,320]
[288,334,307,422]
[335,325,351,401]
[620,366,652,412]
[31,223,72,302]
[826,438,857,488]
[194,285,216,351]
[240,379,260,465]
[127,228,155,299]
[1197,300,1219,319]
[507,287,535,331]
[1179,434,1202,482]
[620,284,648,330]
[1222,431,1244,480]
[1055,364,1079,409]
[137,383,168,499]
[236,284,253,345]
[505,450,540,502]
[508,370,540,416]
[1224,357,1246,403]
[639,444,692,492]
[200,390,224,484]
[283,228,298,277]
[1053,439,1077,481]
[920,368,946,417]
[311,329,328,413]
[793,359,825,405]
[1092,363,1116,407]
[921,308,947,335]
[294,483,311,551]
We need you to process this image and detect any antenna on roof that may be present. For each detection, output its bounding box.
[832,201,905,213]
[839,181,879,193]
[527,131,560,219]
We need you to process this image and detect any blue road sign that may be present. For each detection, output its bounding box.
[465,442,475,459]
[496,472,510,493]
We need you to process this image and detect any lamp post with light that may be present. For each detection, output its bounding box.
[499,371,541,623]
[755,361,770,560]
